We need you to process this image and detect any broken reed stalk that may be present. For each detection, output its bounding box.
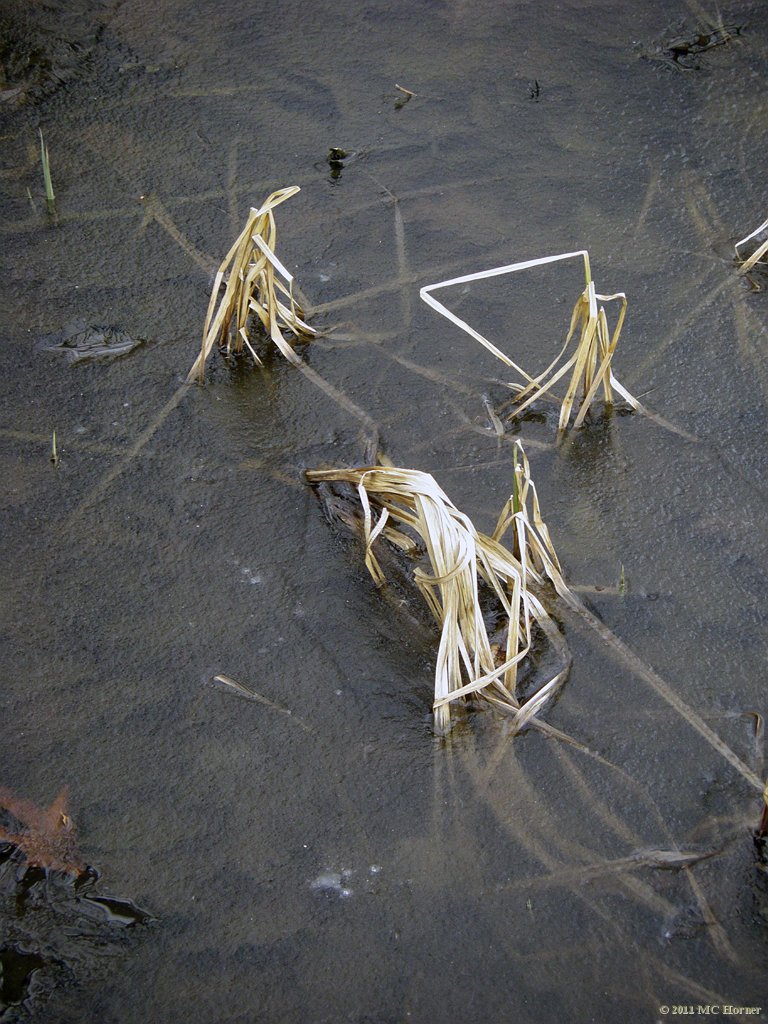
[307,442,571,734]
[187,186,315,382]
[735,216,768,276]
[420,250,640,432]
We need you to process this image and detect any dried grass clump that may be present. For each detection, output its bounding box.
[188,186,315,382]
[307,443,571,734]
[420,250,640,432]
[735,216,768,277]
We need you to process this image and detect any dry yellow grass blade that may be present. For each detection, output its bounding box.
[187,187,315,382]
[307,442,572,734]
[759,781,768,838]
[735,216,768,276]
[420,250,640,433]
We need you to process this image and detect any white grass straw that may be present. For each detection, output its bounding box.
[420,250,640,431]
[735,216,768,275]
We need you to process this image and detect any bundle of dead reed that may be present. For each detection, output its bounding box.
[735,216,768,276]
[420,250,640,432]
[307,442,571,734]
[187,187,315,382]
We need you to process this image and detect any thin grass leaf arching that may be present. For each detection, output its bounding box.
[420,250,640,432]
[735,216,768,277]
[188,186,315,382]
[307,442,572,734]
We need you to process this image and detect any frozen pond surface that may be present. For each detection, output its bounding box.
[1,0,767,1020]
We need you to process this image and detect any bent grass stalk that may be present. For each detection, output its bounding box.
[307,442,572,734]
[735,216,768,276]
[188,187,315,382]
[759,781,768,838]
[420,250,640,432]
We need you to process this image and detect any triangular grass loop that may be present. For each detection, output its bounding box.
[420,250,639,432]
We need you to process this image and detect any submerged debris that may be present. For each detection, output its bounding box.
[210,673,313,732]
[37,323,144,364]
[637,21,742,71]
[0,786,86,877]
[0,786,153,1017]
[326,147,347,179]
[394,83,415,110]
[307,443,572,734]
[665,21,741,66]
[0,3,96,107]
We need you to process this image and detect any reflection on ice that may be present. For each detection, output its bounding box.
[310,869,354,898]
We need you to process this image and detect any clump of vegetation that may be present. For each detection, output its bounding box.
[307,442,571,734]
[188,186,315,382]
[420,249,639,433]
